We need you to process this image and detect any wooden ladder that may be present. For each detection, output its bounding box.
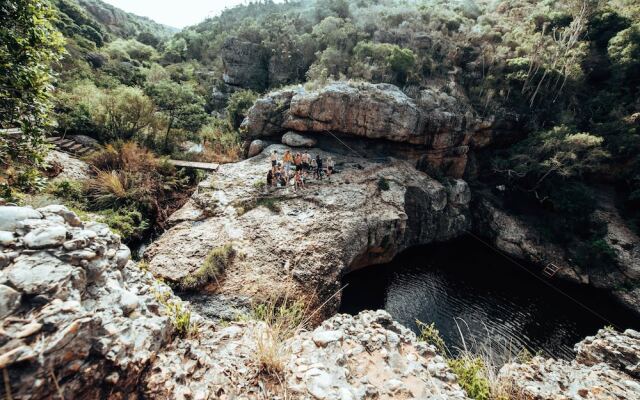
[542,262,560,278]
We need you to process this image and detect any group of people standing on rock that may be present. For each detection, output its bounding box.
[266,149,335,191]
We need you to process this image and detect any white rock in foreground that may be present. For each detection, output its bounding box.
[0,205,175,399]
[498,328,640,399]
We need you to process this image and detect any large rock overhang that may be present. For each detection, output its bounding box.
[241,81,486,178]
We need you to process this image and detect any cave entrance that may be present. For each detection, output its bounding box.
[339,235,640,361]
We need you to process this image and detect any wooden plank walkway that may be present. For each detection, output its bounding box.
[46,136,95,156]
[167,159,219,171]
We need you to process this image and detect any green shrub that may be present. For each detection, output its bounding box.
[97,207,149,242]
[227,90,258,130]
[448,356,491,400]
[47,179,85,205]
[417,320,448,356]
[151,287,198,337]
[179,244,235,290]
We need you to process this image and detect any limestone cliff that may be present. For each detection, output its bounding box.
[241,81,487,177]
[144,144,471,315]
[2,206,639,399]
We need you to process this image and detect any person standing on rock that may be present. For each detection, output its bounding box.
[302,151,311,171]
[315,154,323,180]
[294,169,305,192]
[270,150,278,171]
[267,169,274,187]
[283,150,294,182]
[310,156,317,177]
[327,156,335,178]
[294,152,302,171]
[275,164,283,187]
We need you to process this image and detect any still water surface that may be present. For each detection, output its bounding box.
[340,236,639,361]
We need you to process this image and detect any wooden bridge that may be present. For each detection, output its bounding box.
[167,159,219,171]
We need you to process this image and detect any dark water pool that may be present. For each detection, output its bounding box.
[340,236,640,361]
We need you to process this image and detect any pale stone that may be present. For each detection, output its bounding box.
[0,284,21,318]
[23,225,67,249]
[0,230,15,246]
[282,131,318,148]
[248,139,265,157]
[0,207,42,231]
[312,330,343,347]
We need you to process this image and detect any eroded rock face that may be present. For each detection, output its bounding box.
[498,328,640,399]
[145,144,471,313]
[576,329,640,379]
[0,206,174,399]
[144,310,471,399]
[241,81,483,177]
[221,37,268,90]
[473,194,640,314]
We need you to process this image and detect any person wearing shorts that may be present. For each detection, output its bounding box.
[327,156,335,177]
[270,150,277,169]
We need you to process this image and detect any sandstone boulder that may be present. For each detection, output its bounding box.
[0,206,42,231]
[282,131,318,147]
[576,328,640,378]
[144,310,471,399]
[0,284,20,319]
[241,81,481,177]
[248,139,265,157]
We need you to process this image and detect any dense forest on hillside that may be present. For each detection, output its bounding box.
[1,0,639,245]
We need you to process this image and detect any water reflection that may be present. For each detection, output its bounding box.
[340,236,639,361]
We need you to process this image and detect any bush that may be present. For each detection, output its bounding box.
[226,90,258,130]
[47,179,85,205]
[179,244,235,290]
[97,207,150,242]
[152,287,198,337]
[448,357,491,400]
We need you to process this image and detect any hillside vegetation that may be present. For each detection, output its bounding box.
[1,0,639,241]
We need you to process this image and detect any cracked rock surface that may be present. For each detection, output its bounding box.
[0,205,174,399]
[145,144,471,315]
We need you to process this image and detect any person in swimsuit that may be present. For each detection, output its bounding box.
[294,152,302,171]
[310,157,317,178]
[283,150,293,182]
[270,150,277,169]
[326,156,335,178]
[294,170,305,191]
[275,164,283,187]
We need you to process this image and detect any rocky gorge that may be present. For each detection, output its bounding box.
[1,205,639,399]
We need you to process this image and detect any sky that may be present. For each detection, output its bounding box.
[102,0,255,29]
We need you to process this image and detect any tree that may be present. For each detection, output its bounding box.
[100,86,155,140]
[226,90,258,130]
[493,126,610,203]
[0,0,64,191]
[146,80,207,151]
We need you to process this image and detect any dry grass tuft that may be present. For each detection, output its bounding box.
[179,244,235,290]
[252,293,309,376]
